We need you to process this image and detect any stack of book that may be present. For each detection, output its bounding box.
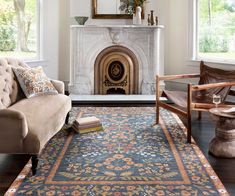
[72,116,103,134]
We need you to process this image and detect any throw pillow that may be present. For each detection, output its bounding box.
[12,66,58,98]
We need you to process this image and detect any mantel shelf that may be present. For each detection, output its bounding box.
[71,24,164,29]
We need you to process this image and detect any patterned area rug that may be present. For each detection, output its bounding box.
[6,107,228,195]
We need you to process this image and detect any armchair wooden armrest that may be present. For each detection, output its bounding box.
[192,81,235,91]
[192,102,234,109]
[158,73,200,81]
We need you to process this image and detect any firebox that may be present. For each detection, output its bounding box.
[94,46,139,94]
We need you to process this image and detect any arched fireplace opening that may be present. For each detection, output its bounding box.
[107,88,126,94]
[94,45,139,95]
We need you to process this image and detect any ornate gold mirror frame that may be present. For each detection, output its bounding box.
[92,0,132,19]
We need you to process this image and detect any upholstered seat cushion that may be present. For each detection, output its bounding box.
[9,94,71,153]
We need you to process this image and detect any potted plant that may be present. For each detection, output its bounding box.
[119,0,147,15]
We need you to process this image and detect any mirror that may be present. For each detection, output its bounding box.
[92,0,132,19]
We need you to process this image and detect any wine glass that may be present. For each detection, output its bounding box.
[212,94,221,110]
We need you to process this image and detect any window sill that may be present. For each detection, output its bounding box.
[25,59,48,68]
[187,58,235,68]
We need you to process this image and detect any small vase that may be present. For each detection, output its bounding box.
[136,6,142,25]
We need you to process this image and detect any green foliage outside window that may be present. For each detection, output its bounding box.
[0,0,37,59]
[0,24,16,51]
[198,0,235,59]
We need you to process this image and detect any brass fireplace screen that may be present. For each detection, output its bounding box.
[94,46,139,94]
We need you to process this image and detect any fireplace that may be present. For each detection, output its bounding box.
[69,25,164,95]
[94,45,139,94]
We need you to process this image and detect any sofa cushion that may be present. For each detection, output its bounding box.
[12,66,58,98]
[9,94,71,153]
[0,58,27,109]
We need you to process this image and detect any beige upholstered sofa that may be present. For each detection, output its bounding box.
[0,58,71,174]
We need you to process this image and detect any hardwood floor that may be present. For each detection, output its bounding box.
[189,112,235,195]
[0,106,235,195]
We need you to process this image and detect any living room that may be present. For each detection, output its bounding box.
[0,0,235,195]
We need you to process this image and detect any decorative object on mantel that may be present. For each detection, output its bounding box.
[155,16,158,25]
[119,0,147,24]
[74,16,88,25]
[150,10,154,25]
[146,10,159,26]
[135,6,142,25]
[147,14,151,25]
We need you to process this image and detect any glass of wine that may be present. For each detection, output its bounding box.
[212,94,221,110]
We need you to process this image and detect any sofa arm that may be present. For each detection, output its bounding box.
[0,109,28,153]
[51,79,65,94]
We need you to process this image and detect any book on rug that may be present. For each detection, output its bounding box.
[73,116,103,134]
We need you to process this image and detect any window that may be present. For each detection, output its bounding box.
[0,0,39,60]
[192,0,235,63]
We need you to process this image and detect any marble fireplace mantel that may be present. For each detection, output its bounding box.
[69,24,164,95]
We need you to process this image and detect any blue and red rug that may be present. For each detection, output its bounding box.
[6,107,228,195]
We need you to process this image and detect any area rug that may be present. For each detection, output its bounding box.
[6,107,228,195]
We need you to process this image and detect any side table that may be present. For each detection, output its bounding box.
[209,107,235,158]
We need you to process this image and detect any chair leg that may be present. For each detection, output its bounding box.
[31,155,39,175]
[156,102,160,124]
[198,111,202,120]
[65,112,70,125]
[187,84,192,143]
[187,115,192,143]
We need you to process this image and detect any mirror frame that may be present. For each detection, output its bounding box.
[92,0,132,19]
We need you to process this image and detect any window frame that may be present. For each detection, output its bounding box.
[26,0,42,62]
[188,0,235,65]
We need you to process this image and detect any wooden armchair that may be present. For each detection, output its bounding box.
[156,61,235,143]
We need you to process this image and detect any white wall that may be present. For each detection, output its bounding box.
[41,0,59,79]
[58,0,70,81]
[36,0,69,81]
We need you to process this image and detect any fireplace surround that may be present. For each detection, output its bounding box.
[69,25,164,95]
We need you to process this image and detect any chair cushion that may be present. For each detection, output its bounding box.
[12,66,58,98]
[9,94,71,153]
[163,90,187,108]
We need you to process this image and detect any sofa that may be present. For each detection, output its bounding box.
[0,58,71,174]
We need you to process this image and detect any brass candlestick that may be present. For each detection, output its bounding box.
[155,16,158,26]
[150,10,154,25]
[147,14,151,25]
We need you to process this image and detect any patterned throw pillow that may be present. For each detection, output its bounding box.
[12,66,58,98]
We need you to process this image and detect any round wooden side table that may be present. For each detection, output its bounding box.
[209,107,235,158]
